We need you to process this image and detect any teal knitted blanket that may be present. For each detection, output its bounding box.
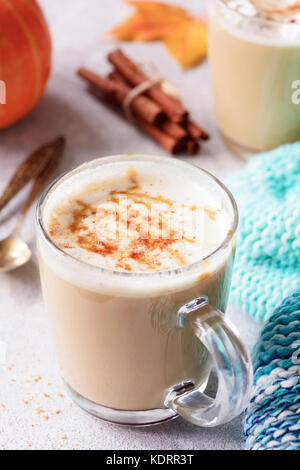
[244,291,300,450]
[228,143,300,323]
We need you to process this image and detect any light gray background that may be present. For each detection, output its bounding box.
[0,0,261,450]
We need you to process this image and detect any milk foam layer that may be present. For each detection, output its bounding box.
[39,156,235,296]
[45,159,231,273]
[227,0,300,22]
[219,0,300,43]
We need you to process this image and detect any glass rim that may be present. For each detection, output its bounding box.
[36,154,238,280]
[216,0,300,30]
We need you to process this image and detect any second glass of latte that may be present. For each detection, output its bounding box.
[209,0,300,154]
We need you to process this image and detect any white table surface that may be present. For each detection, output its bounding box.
[0,0,261,450]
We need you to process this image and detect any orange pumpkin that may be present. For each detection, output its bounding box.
[0,0,51,129]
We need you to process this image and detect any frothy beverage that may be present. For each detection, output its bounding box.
[37,155,236,425]
[47,163,228,273]
[209,0,300,152]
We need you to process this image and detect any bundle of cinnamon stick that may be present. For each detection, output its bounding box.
[77,49,209,155]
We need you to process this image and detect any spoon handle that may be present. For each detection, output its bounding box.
[12,137,66,237]
[0,136,65,212]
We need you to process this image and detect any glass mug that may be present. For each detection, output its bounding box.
[208,0,300,155]
[36,154,253,427]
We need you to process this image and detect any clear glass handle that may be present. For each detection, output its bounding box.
[165,297,253,427]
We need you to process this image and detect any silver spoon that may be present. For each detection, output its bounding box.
[0,136,65,272]
[0,204,33,272]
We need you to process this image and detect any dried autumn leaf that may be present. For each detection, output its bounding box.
[109,13,178,41]
[127,1,191,25]
[109,0,191,41]
[108,1,207,68]
[109,12,145,41]
[164,19,207,69]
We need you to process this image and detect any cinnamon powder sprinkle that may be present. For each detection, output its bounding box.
[68,200,90,234]
[48,170,220,272]
[64,190,189,271]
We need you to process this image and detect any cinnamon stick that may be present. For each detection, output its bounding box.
[77,67,166,126]
[160,120,187,140]
[187,119,210,141]
[108,66,208,143]
[0,136,65,212]
[108,49,188,122]
[78,50,207,155]
[186,138,200,156]
[108,71,187,140]
[88,83,184,155]
[108,70,129,85]
[135,117,184,155]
